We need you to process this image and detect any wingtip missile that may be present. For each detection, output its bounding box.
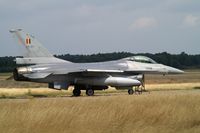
[9,29,22,33]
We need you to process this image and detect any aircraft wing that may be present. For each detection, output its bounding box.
[85,69,159,74]
[85,69,124,73]
[20,66,164,79]
[54,68,159,76]
[53,69,124,75]
[124,69,162,74]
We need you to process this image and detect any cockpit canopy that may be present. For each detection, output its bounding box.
[124,56,157,64]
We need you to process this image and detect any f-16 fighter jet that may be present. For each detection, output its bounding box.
[10,29,184,96]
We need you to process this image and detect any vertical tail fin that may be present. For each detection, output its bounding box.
[10,29,71,64]
[9,29,53,57]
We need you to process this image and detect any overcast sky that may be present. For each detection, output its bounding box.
[1,0,200,56]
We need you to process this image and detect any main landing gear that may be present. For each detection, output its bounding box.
[73,88,81,96]
[86,89,94,96]
[128,88,134,95]
[73,85,94,96]
[73,85,82,96]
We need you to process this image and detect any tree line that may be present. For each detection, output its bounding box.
[0,52,199,72]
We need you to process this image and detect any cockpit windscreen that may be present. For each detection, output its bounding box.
[126,56,157,64]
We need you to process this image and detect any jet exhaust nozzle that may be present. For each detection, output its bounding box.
[13,68,30,81]
[17,67,32,74]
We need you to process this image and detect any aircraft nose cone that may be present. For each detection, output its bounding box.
[167,67,184,74]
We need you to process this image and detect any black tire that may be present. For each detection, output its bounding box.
[73,89,81,96]
[86,89,94,96]
[128,89,134,95]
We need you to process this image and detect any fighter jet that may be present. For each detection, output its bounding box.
[9,29,184,96]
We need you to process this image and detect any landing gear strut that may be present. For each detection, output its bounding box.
[141,74,146,91]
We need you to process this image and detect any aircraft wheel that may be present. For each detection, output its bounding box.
[128,88,134,95]
[86,89,94,96]
[73,89,81,96]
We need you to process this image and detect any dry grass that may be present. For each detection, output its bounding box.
[0,82,200,98]
[0,91,200,133]
[146,70,200,84]
[0,88,71,98]
[0,70,199,133]
[146,83,200,91]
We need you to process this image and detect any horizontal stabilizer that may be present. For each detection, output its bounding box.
[23,73,51,79]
